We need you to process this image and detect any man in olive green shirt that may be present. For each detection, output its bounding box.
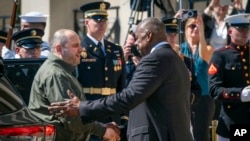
[28,29,120,141]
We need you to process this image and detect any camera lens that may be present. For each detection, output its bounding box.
[188,11,193,17]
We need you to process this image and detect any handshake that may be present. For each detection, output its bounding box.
[241,85,250,102]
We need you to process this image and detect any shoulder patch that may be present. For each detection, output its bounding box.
[208,63,218,75]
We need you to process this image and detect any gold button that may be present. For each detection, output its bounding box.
[247,80,250,84]
[242,58,246,62]
[241,52,244,55]
[232,67,235,70]
[225,93,228,96]
[237,46,240,49]
[237,93,240,97]
[231,94,234,96]
[244,66,248,70]
[245,73,249,77]
[227,105,231,109]
[105,77,108,81]
[87,66,91,69]
[105,67,108,71]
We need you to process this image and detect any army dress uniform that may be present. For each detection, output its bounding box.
[208,14,250,138]
[78,37,126,101]
[77,1,126,131]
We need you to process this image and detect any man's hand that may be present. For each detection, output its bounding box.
[48,89,81,117]
[241,85,250,102]
[132,56,140,66]
[103,122,121,141]
[123,46,133,62]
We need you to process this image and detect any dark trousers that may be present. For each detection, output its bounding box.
[191,95,215,141]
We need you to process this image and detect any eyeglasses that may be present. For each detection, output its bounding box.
[187,24,197,29]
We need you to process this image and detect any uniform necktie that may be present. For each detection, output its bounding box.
[97,42,104,57]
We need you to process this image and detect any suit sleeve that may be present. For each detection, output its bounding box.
[79,54,168,123]
[208,51,242,103]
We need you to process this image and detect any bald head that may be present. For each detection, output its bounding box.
[50,29,78,53]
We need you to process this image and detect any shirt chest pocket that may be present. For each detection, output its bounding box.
[224,63,243,78]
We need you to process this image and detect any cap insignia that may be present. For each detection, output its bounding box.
[172,19,177,24]
[31,30,37,36]
[100,3,106,10]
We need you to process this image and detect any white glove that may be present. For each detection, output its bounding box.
[241,85,250,102]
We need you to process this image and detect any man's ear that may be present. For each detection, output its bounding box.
[55,44,62,54]
[228,28,232,35]
[146,31,152,42]
[15,47,20,53]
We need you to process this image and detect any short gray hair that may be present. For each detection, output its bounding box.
[50,29,69,53]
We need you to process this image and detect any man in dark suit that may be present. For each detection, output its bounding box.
[77,1,126,140]
[49,17,193,141]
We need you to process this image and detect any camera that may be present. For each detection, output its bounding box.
[182,9,198,19]
[129,45,141,57]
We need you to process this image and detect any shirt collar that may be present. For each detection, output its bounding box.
[150,41,168,53]
[87,34,104,45]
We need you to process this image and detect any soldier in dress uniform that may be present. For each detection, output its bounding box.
[5,28,44,104]
[208,13,250,141]
[77,1,126,141]
[2,11,50,58]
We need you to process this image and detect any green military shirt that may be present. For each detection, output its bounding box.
[28,54,106,141]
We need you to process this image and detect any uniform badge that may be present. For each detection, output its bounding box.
[31,30,37,36]
[107,49,111,53]
[100,3,106,10]
[81,50,87,58]
[172,19,177,24]
[208,63,218,75]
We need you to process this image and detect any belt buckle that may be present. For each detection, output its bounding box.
[102,88,110,95]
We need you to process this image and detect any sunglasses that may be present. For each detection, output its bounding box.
[188,24,197,29]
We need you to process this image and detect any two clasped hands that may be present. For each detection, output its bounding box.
[48,90,121,141]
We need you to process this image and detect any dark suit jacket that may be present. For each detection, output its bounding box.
[79,43,193,141]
